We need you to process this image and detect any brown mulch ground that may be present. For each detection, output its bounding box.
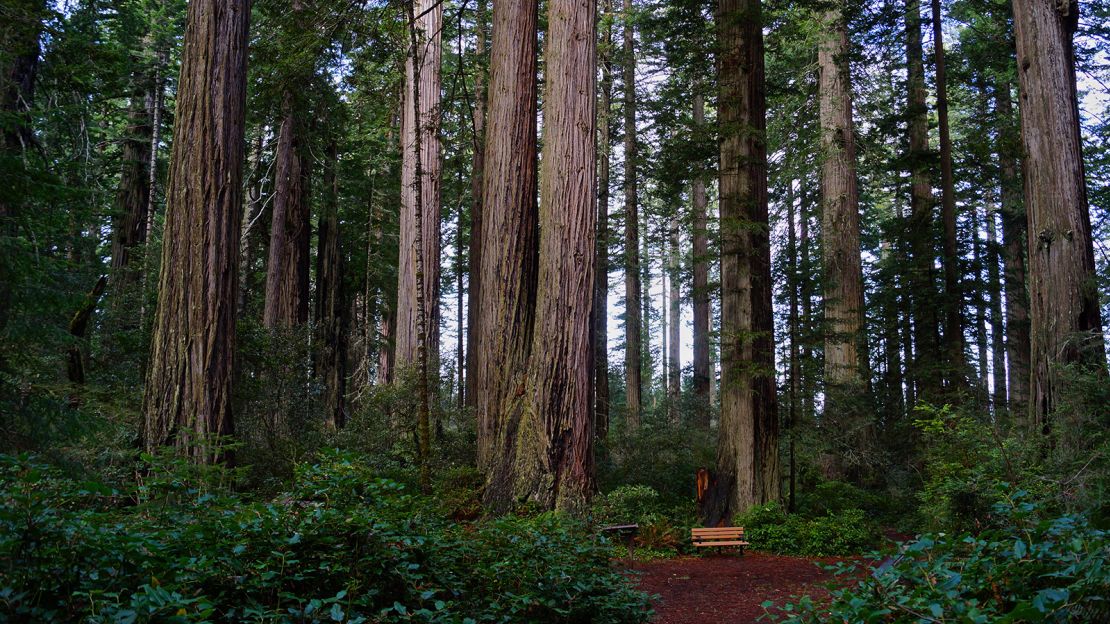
[628,553,851,624]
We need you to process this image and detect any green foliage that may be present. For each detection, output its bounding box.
[769,491,1110,623]
[0,452,652,623]
[734,501,880,557]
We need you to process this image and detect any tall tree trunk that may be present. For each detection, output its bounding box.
[704,0,779,526]
[995,82,1030,414]
[622,0,643,428]
[142,0,249,461]
[786,176,799,512]
[67,276,108,386]
[972,206,990,400]
[986,206,1008,412]
[263,96,310,328]
[668,215,681,421]
[110,73,154,284]
[315,142,347,429]
[594,0,614,440]
[931,0,967,386]
[1011,0,1107,427]
[691,93,711,421]
[905,0,942,402]
[817,3,867,396]
[0,0,44,362]
[397,0,443,370]
[474,0,538,483]
[512,0,597,511]
[465,0,488,409]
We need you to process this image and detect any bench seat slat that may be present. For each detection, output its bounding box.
[693,541,750,547]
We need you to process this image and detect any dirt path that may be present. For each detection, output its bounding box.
[628,553,847,624]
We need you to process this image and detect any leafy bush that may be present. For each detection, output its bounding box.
[0,452,651,623]
[734,501,879,557]
[769,490,1110,623]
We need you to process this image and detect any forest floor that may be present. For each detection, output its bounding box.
[629,552,856,624]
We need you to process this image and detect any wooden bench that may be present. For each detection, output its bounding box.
[691,526,748,551]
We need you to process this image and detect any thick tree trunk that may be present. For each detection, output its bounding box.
[691,93,711,422]
[995,82,1030,414]
[594,0,614,440]
[464,0,488,410]
[315,143,347,429]
[1011,0,1107,427]
[512,0,597,512]
[817,4,867,395]
[786,177,799,511]
[67,276,108,386]
[0,0,44,357]
[904,0,942,402]
[263,96,310,328]
[396,0,443,369]
[931,0,967,386]
[142,0,249,461]
[622,0,643,428]
[705,0,779,526]
[110,74,154,284]
[474,0,538,481]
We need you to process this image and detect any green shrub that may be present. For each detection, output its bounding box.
[734,501,879,556]
[0,452,651,623]
[768,490,1110,623]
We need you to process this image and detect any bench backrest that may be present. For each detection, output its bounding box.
[691,527,744,539]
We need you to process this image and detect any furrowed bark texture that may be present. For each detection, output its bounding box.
[142,0,249,461]
[622,0,643,428]
[691,93,711,422]
[263,97,310,328]
[904,0,942,401]
[817,5,866,391]
[514,0,597,512]
[1011,0,1107,427]
[397,0,443,368]
[315,144,347,429]
[475,0,539,484]
[110,75,154,283]
[705,0,779,526]
[593,0,614,439]
[464,0,488,409]
[931,0,967,384]
[995,83,1030,413]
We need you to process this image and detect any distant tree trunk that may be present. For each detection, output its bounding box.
[142,0,249,461]
[315,142,347,429]
[971,206,990,400]
[786,176,799,512]
[704,0,779,526]
[622,0,643,429]
[931,0,967,386]
[986,206,1007,411]
[904,0,942,401]
[263,96,311,328]
[594,0,614,440]
[799,183,816,422]
[512,0,596,511]
[465,0,488,409]
[995,82,1030,414]
[474,0,538,480]
[397,0,443,370]
[817,3,867,397]
[239,132,266,315]
[691,93,711,421]
[668,214,680,421]
[67,276,108,386]
[1011,0,1107,427]
[110,73,154,284]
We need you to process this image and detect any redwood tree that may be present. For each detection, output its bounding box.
[1011,0,1107,427]
[142,0,249,460]
[704,0,779,526]
[622,0,643,428]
